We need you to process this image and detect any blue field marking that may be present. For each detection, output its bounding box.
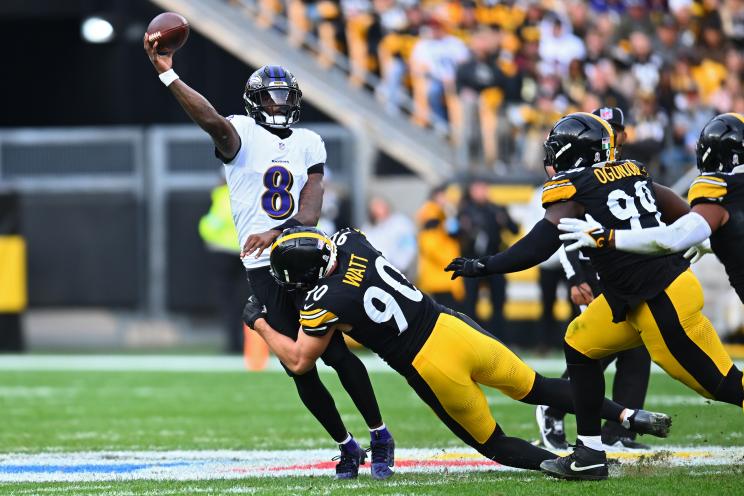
[0,461,189,474]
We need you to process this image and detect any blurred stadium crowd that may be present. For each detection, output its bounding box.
[248,0,744,180]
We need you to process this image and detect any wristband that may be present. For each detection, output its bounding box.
[588,227,614,249]
[159,69,179,87]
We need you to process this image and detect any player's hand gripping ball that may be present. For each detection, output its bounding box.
[146,12,189,55]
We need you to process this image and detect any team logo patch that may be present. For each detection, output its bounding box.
[248,74,262,87]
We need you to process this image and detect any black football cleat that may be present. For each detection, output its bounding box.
[540,440,609,481]
[623,409,672,438]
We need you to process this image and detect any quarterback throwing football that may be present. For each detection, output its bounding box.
[144,37,393,480]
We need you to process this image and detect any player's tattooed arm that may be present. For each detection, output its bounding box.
[143,34,240,161]
[241,173,324,258]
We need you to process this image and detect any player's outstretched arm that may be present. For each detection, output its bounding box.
[241,172,324,258]
[242,296,332,374]
[558,207,723,259]
[445,201,581,279]
[144,35,240,161]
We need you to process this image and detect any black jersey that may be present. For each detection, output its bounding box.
[543,160,688,322]
[297,228,442,374]
[688,171,744,301]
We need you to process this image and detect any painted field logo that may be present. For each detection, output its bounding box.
[0,447,741,482]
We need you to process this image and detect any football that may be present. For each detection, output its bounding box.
[146,12,189,54]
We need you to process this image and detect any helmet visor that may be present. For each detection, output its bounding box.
[257,88,300,109]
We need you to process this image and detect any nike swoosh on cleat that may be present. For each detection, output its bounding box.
[569,461,606,472]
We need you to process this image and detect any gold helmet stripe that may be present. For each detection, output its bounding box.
[270,232,334,253]
[725,113,744,124]
[577,111,615,161]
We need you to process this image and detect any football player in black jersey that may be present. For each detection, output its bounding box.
[559,113,744,303]
[536,107,653,452]
[243,226,673,473]
[447,112,744,481]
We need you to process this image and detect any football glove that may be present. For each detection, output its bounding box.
[683,238,713,264]
[558,214,614,251]
[445,257,488,279]
[242,295,267,329]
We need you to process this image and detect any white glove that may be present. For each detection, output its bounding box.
[683,238,713,264]
[558,214,608,252]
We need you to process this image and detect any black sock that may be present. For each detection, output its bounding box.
[480,425,558,470]
[321,333,383,428]
[292,367,348,443]
[544,369,570,419]
[564,342,605,436]
[714,365,744,406]
[522,374,624,423]
[329,352,383,428]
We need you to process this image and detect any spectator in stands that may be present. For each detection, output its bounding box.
[627,31,663,94]
[410,18,469,130]
[376,2,423,114]
[655,15,682,67]
[362,195,417,276]
[538,14,585,76]
[416,185,465,311]
[627,93,669,175]
[458,179,518,334]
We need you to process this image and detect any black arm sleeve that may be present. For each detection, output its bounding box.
[483,219,561,274]
[307,163,324,175]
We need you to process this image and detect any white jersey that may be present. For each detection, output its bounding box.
[221,115,326,269]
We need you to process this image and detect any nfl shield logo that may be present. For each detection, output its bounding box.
[600,108,613,120]
[278,142,286,150]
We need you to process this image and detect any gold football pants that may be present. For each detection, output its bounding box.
[408,311,536,445]
[565,270,743,404]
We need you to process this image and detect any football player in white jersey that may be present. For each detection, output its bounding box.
[144,38,394,480]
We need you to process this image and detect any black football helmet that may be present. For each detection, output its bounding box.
[543,112,616,172]
[244,65,302,128]
[270,227,337,290]
[696,113,744,173]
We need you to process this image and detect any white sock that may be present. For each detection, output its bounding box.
[621,409,636,429]
[578,435,604,452]
[369,423,386,433]
[338,433,352,445]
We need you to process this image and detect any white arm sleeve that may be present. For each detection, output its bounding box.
[614,212,712,255]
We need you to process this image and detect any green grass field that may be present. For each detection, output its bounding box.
[1,361,743,495]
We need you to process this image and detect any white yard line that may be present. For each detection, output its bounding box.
[1,355,741,375]
[0,447,742,483]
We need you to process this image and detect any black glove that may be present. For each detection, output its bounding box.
[242,295,267,328]
[444,257,488,279]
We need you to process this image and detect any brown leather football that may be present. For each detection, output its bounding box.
[146,12,189,55]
